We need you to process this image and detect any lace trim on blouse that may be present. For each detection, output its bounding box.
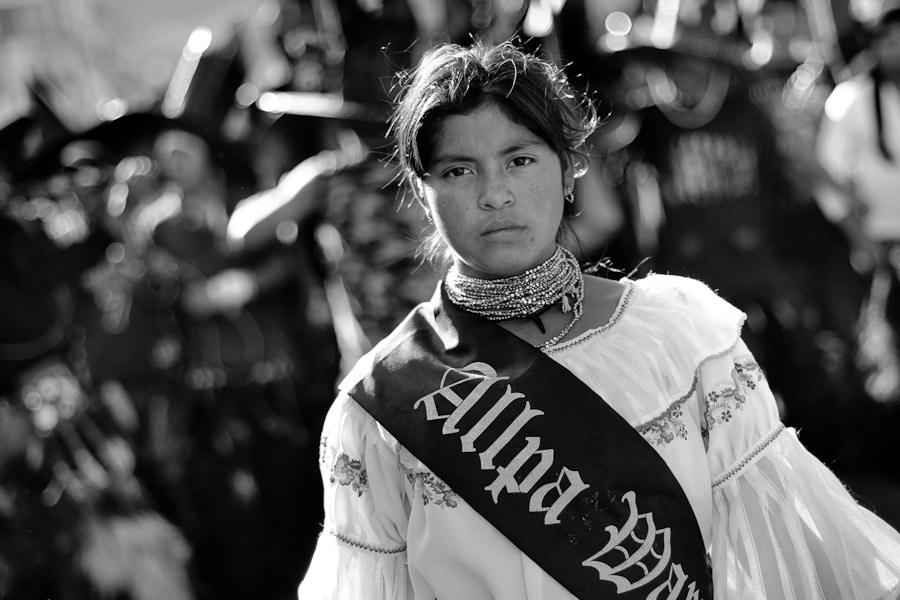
[711,423,786,489]
[330,529,407,555]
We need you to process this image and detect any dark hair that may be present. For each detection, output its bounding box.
[388,41,600,268]
[875,7,900,34]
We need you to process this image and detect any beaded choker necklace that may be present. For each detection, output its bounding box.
[445,245,585,349]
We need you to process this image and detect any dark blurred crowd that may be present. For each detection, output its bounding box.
[3,0,900,599]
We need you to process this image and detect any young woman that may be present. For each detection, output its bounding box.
[298,41,900,599]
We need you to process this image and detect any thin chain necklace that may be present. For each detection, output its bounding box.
[445,245,585,349]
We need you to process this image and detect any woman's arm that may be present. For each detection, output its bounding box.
[703,340,900,599]
[298,392,413,600]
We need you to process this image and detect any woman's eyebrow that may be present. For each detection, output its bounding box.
[499,140,541,155]
[430,139,543,166]
[429,152,473,166]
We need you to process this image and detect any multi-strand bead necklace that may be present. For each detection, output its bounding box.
[444,245,585,349]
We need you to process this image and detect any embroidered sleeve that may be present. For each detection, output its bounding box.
[327,450,370,497]
[298,393,412,600]
[699,338,780,478]
[702,353,765,436]
[637,397,690,445]
[403,469,461,508]
[702,340,900,598]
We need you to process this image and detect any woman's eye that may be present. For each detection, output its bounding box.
[510,156,535,167]
[445,166,471,178]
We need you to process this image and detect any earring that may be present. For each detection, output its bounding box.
[564,186,584,218]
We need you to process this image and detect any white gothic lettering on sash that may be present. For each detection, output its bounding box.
[582,491,698,598]
[647,565,702,600]
[415,363,697,596]
[414,362,587,523]
[528,467,590,525]
[485,436,553,503]
[413,362,505,428]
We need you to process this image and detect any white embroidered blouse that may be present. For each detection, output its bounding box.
[298,274,900,600]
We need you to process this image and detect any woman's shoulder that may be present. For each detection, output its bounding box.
[629,274,745,333]
[322,390,405,455]
[583,272,740,319]
[629,273,737,310]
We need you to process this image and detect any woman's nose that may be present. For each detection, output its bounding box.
[478,172,514,209]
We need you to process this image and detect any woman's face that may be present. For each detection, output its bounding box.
[419,102,573,279]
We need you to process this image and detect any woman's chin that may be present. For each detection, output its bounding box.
[454,252,549,279]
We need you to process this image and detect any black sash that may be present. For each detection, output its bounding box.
[343,286,712,599]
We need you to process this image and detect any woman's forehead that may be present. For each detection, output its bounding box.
[429,105,545,155]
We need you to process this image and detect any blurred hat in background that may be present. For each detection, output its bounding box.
[873,2,900,31]
[594,0,754,65]
[852,0,900,29]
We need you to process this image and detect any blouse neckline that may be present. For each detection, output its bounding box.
[544,278,635,354]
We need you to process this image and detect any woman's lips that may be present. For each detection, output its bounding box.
[481,220,525,236]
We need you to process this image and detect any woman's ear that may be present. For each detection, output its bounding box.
[562,156,577,193]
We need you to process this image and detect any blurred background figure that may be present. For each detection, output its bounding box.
[816,1,900,477]
[1,2,442,598]
[1,3,351,598]
[0,124,194,600]
[146,126,341,600]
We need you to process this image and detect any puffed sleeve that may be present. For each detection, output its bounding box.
[703,339,900,600]
[297,392,413,600]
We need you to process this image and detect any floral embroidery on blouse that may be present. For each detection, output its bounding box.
[405,470,461,508]
[703,355,765,433]
[318,435,329,465]
[329,452,369,497]
[637,396,689,446]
